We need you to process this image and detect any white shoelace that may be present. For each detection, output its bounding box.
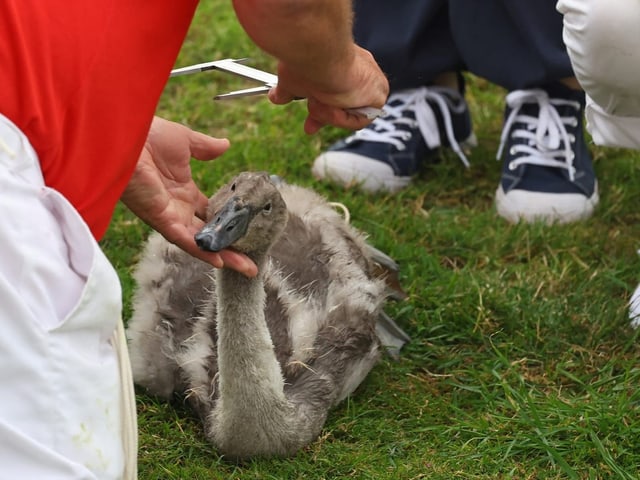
[497,89,581,181]
[345,86,470,167]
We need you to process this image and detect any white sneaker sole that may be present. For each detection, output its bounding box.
[312,152,411,193]
[312,133,477,194]
[495,182,600,224]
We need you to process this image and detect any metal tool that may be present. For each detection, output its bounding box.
[170,58,384,120]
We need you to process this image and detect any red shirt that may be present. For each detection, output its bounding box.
[0,1,199,239]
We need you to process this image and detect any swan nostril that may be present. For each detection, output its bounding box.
[195,232,214,250]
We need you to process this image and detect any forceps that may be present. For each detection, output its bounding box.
[170,58,385,120]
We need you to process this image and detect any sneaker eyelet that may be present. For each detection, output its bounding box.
[508,161,517,171]
[509,147,517,155]
[569,134,576,143]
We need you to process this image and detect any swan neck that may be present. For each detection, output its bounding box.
[215,257,285,400]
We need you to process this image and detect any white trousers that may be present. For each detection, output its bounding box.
[0,114,136,479]
[558,0,640,150]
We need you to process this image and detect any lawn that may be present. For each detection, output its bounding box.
[101,2,640,479]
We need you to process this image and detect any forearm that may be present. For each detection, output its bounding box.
[232,0,356,86]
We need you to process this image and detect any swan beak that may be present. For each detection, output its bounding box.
[195,199,250,252]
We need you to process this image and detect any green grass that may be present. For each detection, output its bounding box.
[102,2,640,478]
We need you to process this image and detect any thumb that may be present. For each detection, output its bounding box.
[268,85,298,106]
[189,131,231,161]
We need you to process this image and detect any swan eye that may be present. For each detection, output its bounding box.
[230,182,236,192]
[263,202,272,213]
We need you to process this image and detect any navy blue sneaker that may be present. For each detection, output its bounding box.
[495,84,599,224]
[312,86,476,192]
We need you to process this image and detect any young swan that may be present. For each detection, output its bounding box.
[127,171,395,459]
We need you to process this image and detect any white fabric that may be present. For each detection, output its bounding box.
[114,313,139,480]
[583,97,640,151]
[558,0,640,149]
[558,0,640,326]
[0,113,135,479]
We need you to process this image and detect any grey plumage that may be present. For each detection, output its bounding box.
[126,171,407,459]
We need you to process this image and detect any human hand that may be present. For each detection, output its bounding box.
[121,117,258,277]
[268,45,389,134]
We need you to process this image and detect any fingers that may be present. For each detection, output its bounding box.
[304,117,324,135]
[270,88,380,133]
[303,98,377,134]
[189,131,231,160]
[194,191,209,221]
[268,85,298,106]
[217,249,259,278]
[187,243,259,278]
[169,223,259,278]
[189,245,259,278]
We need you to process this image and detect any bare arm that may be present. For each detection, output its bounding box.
[232,0,355,79]
[232,0,389,133]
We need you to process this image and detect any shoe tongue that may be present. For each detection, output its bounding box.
[388,98,406,109]
[384,99,418,123]
[509,88,581,123]
[541,82,585,104]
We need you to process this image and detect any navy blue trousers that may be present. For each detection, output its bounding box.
[353,0,573,91]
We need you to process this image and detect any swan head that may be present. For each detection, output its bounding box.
[195,172,288,255]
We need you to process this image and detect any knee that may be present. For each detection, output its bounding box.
[559,0,640,100]
[560,0,639,69]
